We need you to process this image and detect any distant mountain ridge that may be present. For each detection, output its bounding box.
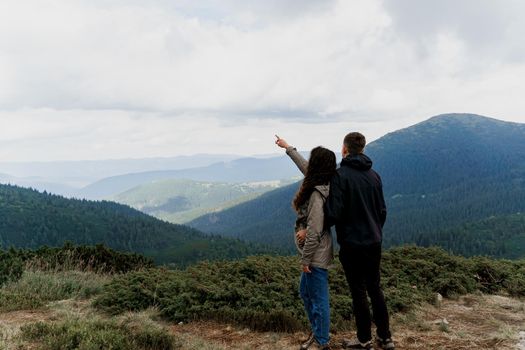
[77,154,307,200]
[366,113,525,194]
[0,154,243,196]
[189,113,525,258]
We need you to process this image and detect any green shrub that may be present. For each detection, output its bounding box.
[93,268,168,315]
[0,250,23,286]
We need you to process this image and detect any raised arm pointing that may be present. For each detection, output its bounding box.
[275,135,308,175]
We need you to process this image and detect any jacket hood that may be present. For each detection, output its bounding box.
[341,154,373,171]
[314,184,330,197]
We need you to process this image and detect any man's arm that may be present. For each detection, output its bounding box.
[378,176,387,228]
[325,172,344,227]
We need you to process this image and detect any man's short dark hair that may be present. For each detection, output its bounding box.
[344,132,366,154]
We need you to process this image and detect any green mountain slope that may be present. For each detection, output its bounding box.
[189,183,299,248]
[189,114,525,258]
[368,113,525,246]
[0,184,272,266]
[112,179,292,224]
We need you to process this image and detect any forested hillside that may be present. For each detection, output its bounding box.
[190,183,299,248]
[0,184,273,266]
[190,114,525,258]
[368,113,525,247]
[418,213,525,258]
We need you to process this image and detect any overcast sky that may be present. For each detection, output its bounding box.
[1,0,524,161]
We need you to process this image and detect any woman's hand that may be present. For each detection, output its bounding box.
[296,229,307,243]
[302,265,312,273]
[275,135,290,149]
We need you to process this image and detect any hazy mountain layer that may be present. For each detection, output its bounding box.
[77,154,307,200]
[0,154,243,196]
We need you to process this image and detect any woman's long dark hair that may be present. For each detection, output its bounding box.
[293,146,336,211]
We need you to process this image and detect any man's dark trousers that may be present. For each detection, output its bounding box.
[339,243,391,343]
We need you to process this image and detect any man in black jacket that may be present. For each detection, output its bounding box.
[325,132,394,350]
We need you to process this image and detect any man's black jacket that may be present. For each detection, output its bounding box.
[325,153,387,247]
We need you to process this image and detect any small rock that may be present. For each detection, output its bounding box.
[432,318,449,325]
[517,331,525,350]
[225,326,232,332]
[178,322,184,325]
[438,318,450,333]
[435,293,443,308]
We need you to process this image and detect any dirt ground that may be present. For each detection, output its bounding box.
[170,294,525,350]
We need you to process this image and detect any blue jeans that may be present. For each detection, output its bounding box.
[299,267,330,345]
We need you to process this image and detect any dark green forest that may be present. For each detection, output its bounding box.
[417,214,525,258]
[190,114,525,258]
[0,184,274,266]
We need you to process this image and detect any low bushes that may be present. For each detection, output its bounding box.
[0,250,23,286]
[94,246,525,332]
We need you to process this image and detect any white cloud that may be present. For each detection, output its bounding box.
[0,0,524,161]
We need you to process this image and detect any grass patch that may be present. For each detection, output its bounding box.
[18,243,155,274]
[0,270,111,312]
[20,313,178,350]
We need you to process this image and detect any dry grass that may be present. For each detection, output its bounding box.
[0,299,90,349]
[169,294,525,350]
[391,294,525,349]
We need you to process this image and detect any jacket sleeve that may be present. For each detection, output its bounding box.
[285,146,308,175]
[301,191,324,266]
[325,172,344,227]
[378,175,387,228]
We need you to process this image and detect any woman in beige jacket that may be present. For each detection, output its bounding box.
[276,136,336,350]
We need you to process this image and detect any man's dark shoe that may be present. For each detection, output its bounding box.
[342,338,375,349]
[300,332,315,350]
[376,337,395,350]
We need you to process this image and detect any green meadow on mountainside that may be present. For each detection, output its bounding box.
[112,178,292,224]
